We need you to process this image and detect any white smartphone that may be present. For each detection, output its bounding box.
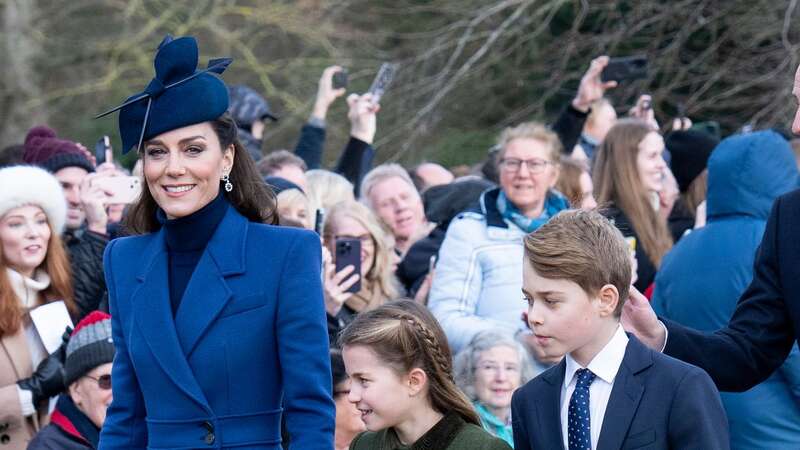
[92,176,142,204]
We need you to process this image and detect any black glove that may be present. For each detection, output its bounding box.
[17,326,71,406]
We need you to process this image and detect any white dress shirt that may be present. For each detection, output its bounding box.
[561,325,629,450]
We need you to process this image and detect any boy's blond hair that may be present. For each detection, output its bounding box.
[524,209,631,316]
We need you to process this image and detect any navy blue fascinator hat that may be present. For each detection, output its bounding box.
[96,35,233,154]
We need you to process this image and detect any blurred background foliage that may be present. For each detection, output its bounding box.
[2,0,799,169]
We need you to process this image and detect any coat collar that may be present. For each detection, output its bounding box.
[131,206,249,411]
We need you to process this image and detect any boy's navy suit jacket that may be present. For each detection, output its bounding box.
[511,334,730,450]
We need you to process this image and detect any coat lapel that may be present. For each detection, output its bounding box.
[174,208,247,358]
[539,360,567,450]
[597,335,651,450]
[131,231,210,411]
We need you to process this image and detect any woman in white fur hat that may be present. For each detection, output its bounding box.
[0,165,77,450]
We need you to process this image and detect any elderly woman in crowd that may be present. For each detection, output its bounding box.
[322,200,400,345]
[428,122,568,353]
[0,165,76,450]
[454,330,535,448]
[305,169,355,218]
[28,311,115,450]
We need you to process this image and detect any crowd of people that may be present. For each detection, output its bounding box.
[3,32,800,450]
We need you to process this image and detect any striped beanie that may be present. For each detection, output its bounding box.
[64,311,115,386]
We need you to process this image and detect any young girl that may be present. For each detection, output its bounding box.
[593,118,672,292]
[339,300,511,449]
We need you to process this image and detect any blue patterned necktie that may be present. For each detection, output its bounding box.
[568,368,596,450]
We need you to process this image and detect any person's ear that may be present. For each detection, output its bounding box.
[223,144,235,174]
[406,367,428,397]
[596,284,619,317]
[68,381,84,407]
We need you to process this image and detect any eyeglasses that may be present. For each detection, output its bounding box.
[498,158,553,174]
[84,374,112,390]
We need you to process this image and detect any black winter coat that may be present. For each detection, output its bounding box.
[64,228,108,319]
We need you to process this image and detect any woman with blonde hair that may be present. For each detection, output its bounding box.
[0,165,77,449]
[323,200,400,345]
[593,118,672,292]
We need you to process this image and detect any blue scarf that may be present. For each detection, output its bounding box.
[496,189,569,233]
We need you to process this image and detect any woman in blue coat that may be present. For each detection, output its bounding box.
[96,35,335,449]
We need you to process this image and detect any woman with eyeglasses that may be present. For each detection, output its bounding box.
[0,165,77,450]
[428,122,568,355]
[322,200,401,346]
[453,330,536,448]
[28,311,114,450]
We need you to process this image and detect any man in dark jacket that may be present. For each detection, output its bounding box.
[21,126,110,318]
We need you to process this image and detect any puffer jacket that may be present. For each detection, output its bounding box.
[428,187,531,353]
[64,228,108,320]
[653,130,800,449]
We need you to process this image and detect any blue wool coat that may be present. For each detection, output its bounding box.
[98,207,335,449]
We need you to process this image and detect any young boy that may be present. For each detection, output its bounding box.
[511,210,728,450]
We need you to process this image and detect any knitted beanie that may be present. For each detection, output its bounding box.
[22,125,94,174]
[64,311,115,386]
[0,165,67,234]
[665,130,719,193]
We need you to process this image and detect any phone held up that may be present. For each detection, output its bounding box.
[601,55,648,83]
[332,69,348,90]
[335,237,362,294]
[94,135,113,165]
[367,62,398,104]
[92,176,142,204]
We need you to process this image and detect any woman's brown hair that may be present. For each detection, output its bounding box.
[338,299,481,426]
[593,119,673,266]
[0,222,76,336]
[125,113,277,234]
[556,157,589,208]
[683,169,707,217]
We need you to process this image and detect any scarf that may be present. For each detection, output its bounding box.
[6,268,50,309]
[50,394,101,448]
[496,189,569,233]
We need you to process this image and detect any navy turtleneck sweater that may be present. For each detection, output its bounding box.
[158,192,229,316]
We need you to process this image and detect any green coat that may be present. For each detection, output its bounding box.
[349,413,512,450]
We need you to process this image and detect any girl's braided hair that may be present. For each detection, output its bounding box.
[338,299,481,426]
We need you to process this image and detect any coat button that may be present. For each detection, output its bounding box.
[0,434,9,444]
[202,421,215,445]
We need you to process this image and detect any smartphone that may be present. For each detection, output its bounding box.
[92,176,142,204]
[601,56,648,83]
[367,62,398,103]
[335,238,362,294]
[95,136,112,165]
[314,208,325,235]
[332,69,348,90]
